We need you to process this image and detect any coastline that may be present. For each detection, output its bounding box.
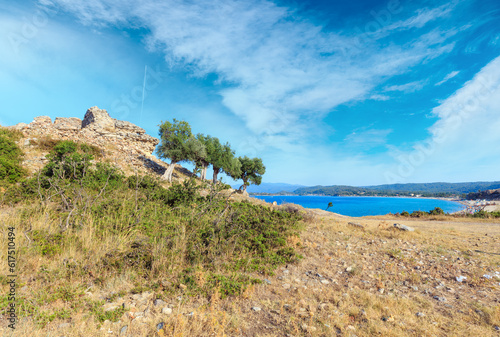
[252,194,467,216]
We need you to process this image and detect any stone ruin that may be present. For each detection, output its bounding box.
[7,106,173,176]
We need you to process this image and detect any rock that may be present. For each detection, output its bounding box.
[282,283,291,289]
[494,326,500,331]
[251,307,261,312]
[16,106,160,177]
[54,117,82,131]
[115,120,146,134]
[320,279,330,285]
[301,324,317,332]
[154,299,167,307]
[348,222,365,230]
[393,223,414,231]
[156,322,165,331]
[33,116,52,124]
[162,307,173,315]
[456,276,467,282]
[433,296,446,302]
[263,279,271,284]
[416,312,425,317]
[82,106,116,133]
[9,122,28,130]
[119,326,128,335]
[318,303,329,311]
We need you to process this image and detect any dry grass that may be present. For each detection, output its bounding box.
[0,201,499,336]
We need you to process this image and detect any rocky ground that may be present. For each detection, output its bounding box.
[3,208,498,337]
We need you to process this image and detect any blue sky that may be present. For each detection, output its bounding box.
[1,0,499,186]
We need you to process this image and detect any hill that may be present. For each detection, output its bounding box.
[293,181,500,197]
[1,109,499,336]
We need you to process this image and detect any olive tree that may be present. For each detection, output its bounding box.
[236,156,265,192]
[156,119,206,182]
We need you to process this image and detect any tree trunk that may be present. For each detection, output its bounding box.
[239,182,247,193]
[212,167,220,184]
[200,164,208,181]
[162,161,177,182]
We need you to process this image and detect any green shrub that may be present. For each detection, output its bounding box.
[428,207,445,215]
[0,127,25,184]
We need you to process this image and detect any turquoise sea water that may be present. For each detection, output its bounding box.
[253,195,465,217]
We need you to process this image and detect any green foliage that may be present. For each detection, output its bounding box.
[399,207,446,217]
[0,127,25,184]
[31,230,64,256]
[1,135,303,328]
[236,156,265,191]
[89,300,127,323]
[157,119,204,164]
[206,274,261,298]
[197,135,241,183]
[43,140,94,179]
[428,207,445,215]
[468,210,500,219]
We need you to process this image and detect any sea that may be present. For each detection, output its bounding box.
[253,195,465,217]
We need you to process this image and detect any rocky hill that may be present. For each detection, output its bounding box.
[467,189,500,201]
[7,107,191,179]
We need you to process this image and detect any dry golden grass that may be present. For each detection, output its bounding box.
[0,200,499,336]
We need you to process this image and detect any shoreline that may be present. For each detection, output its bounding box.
[252,194,469,216]
[252,194,463,201]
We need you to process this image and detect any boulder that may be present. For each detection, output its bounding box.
[393,223,414,232]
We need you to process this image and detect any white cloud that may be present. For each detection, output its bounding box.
[435,70,460,86]
[370,94,391,101]
[384,55,500,183]
[42,0,456,145]
[384,80,426,93]
[384,4,454,32]
[344,129,392,150]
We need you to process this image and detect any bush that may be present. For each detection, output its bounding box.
[43,140,93,180]
[0,127,25,184]
[428,207,445,215]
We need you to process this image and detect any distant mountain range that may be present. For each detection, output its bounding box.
[245,181,500,197]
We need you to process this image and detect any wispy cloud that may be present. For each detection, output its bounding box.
[370,94,391,101]
[344,128,392,150]
[42,0,457,150]
[384,3,455,32]
[435,70,460,86]
[384,55,500,183]
[384,80,427,93]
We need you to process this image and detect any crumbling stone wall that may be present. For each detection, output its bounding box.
[8,107,168,176]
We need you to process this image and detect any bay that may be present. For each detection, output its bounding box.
[253,195,465,217]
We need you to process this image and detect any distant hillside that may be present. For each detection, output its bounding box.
[466,189,500,200]
[364,182,500,194]
[232,182,304,194]
[294,181,500,197]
